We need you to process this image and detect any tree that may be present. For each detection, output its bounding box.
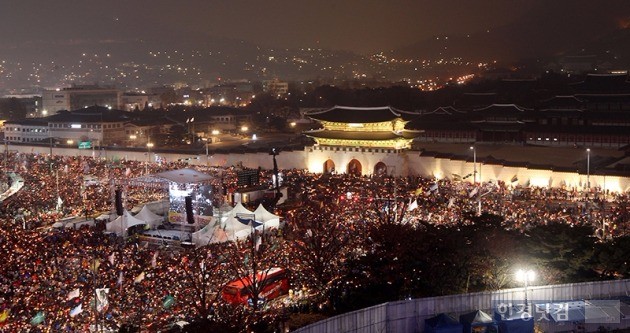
[284,198,366,310]
[524,223,597,283]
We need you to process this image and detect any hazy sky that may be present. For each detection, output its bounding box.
[0,0,627,53]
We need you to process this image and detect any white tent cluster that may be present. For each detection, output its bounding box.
[105,206,165,236]
[192,203,282,247]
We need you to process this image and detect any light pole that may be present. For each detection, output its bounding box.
[515,269,536,312]
[586,148,591,190]
[146,142,154,175]
[470,146,477,184]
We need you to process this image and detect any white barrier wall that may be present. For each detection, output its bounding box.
[293,279,630,333]
[9,144,630,192]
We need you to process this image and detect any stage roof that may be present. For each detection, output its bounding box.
[154,168,213,184]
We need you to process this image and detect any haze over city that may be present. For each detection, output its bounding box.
[1,0,630,90]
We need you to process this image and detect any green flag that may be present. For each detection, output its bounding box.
[163,295,175,309]
[30,311,45,325]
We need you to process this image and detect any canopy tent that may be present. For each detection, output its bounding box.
[191,219,230,246]
[106,211,147,236]
[154,168,213,184]
[425,313,464,333]
[190,202,283,246]
[494,308,534,333]
[222,215,256,233]
[95,214,110,222]
[253,204,282,231]
[226,202,254,218]
[460,310,498,333]
[134,206,164,228]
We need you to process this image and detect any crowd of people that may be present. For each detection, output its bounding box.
[283,169,630,237]
[0,152,627,331]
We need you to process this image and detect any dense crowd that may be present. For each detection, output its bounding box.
[282,169,630,237]
[0,152,628,331]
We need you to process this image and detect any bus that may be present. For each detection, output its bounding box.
[222,267,289,306]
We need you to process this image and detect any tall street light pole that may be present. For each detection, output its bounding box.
[146,141,154,175]
[515,269,536,313]
[470,146,477,184]
[586,148,591,190]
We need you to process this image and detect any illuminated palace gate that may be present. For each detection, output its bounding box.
[304,106,419,175]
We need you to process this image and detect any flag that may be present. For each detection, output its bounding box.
[56,196,63,211]
[255,236,262,251]
[134,272,145,284]
[511,175,518,183]
[151,252,158,268]
[469,187,479,198]
[67,288,80,301]
[429,183,439,193]
[89,259,101,273]
[414,188,423,196]
[407,199,418,211]
[30,311,45,325]
[95,288,109,312]
[0,309,9,323]
[163,295,175,309]
[108,253,116,266]
[447,197,456,208]
[69,304,83,317]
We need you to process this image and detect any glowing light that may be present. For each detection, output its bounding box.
[529,176,550,188]
[515,269,536,283]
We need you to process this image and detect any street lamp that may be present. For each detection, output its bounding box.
[515,269,536,312]
[146,142,154,174]
[586,148,591,189]
[470,146,477,184]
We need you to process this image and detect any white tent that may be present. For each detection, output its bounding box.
[226,202,254,218]
[191,203,282,246]
[191,221,230,246]
[222,215,254,233]
[134,206,164,228]
[106,211,147,236]
[253,204,281,230]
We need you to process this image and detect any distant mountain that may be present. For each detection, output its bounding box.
[391,1,623,63]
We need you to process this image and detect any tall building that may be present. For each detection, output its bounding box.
[263,79,289,97]
[42,85,122,115]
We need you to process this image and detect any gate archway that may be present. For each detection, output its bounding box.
[323,159,335,174]
[347,159,362,176]
[374,162,387,177]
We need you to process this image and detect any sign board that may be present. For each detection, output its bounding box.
[78,141,92,149]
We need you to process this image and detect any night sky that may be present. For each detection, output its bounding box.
[0,0,628,54]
